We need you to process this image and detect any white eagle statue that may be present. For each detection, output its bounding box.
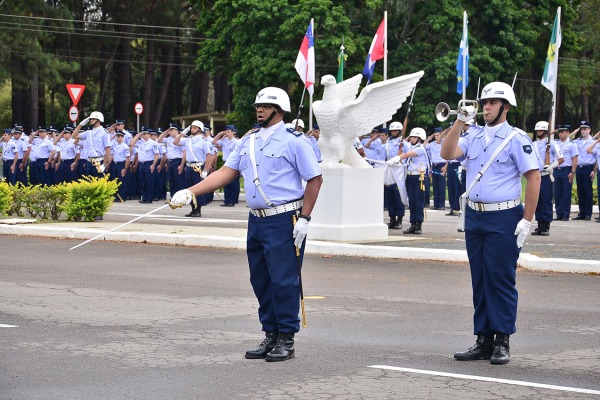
[313,71,425,169]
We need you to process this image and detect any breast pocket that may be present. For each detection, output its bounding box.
[490,149,511,174]
[263,150,287,172]
[238,148,251,171]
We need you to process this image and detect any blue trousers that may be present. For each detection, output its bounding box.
[465,204,522,335]
[384,184,405,218]
[553,167,572,220]
[223,176,240,205]
[111,161,128,201]
[447,162,461,211]
[167,158,185,194]
[534,175,553,223]
[247,210,304,333]
[138,161,155,202]
[184,165,206,206]
[60,159,78,183]
[2,160,17,185]
[406,174,427,223]
[575,164,594,218]
[35,158,51,186]
[16,160,28,186]
[431,163,446,209]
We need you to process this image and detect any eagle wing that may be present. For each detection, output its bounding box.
[337,71,424,137]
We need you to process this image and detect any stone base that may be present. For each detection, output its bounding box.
[310,168,388,242]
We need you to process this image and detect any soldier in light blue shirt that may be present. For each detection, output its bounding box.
[426,127,447,210]
[158,124,186,195]
[441,81,540,365]
[213,124,240,206]
[1,129,18,184]
[110,130,131,201]
[553,125,578,221]
[130,127,159,203]
[170,87,322,362]
[569,121,596,220]
[585,134,600,221]
[72,111,111,178]
[29,127,56,186]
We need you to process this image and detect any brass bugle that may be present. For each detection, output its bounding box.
[435,99,480,122]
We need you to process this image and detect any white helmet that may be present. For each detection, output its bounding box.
[190,120,204,130]
[254,87,291,113]
[291,118,304,129]
[89,111,104,123]
[285,123,295,130]
[480,82,517,107]
[389,121,403,131]
[409,127,426,141]
[534,121,549,131]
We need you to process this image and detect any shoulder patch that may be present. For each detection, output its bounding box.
[286,127,302,137]
[522,144,532,154]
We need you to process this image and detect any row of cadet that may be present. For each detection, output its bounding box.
[0,113,244,217]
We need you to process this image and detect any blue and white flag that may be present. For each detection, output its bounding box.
[456,12,469,95]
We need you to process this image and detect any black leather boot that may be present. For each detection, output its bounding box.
[403,223,416,234]
[245,332,278,359]
[540,221,550,236]
[265,333,295,362]
[414,221,422,234]
[454,334,495,360]
[387,216,397,229]
[490,333,510,365]
[531,223,542,235]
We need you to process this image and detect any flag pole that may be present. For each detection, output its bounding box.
[461,11,467,103]
[549,7,561,133]
[309,18,314,131]
[384,11,388,82]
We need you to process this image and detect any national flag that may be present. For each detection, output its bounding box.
[541,8,562,96]
[362,18,385,83]
[294,19,315,95]
[337,42,347,83]
[456,12,469,95]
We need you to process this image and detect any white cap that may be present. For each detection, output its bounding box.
[291,119,304,129]
[409,127,426,141]
[534,121,549,131]
[89,111,104,123]
[389,121,403,131]
[480,82,517,107]
[254,87,291,113]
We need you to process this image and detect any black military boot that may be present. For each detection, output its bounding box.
[403,223,416,234]
[185,204,196,217]
[540,221,550,236]
[454,334,495,360]
[387,216,397,229]
[265,333,295,362]
[531,221,542,235]
[245,332,278,359]
[490,333,510,365]
[413,222,422,234]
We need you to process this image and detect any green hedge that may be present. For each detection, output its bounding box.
[0,176,118,221]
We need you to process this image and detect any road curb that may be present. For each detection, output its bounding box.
[2,224,599,274]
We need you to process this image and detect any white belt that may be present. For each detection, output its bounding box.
[89,156,103,162]
[468,199,520,212]
[249,200,303,218]
[186,162,203,167]
[406,171,423,176]
[540,171,550,176]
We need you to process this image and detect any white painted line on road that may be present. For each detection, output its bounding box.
[368,365,600,395]
[0,324,18,328]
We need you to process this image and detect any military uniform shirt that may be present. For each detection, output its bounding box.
[458,122,538,203]
[556,139,578,167]
[405,143,429,172]
[179,136,210,163]
[218,137,239,162]
[78,127,111,158]
[60,139,79,160]
[137,138,159,162]
[426,141,445,164]
[574,137,596,165]
[164,137,184,159]
[37,137,54,158]
[2,140,17,160]
[533,139,562,170]
[225,121,321,210]
[111,142,130,163]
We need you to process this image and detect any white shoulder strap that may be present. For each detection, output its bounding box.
[465,130,520,199]
[249,133,274,207]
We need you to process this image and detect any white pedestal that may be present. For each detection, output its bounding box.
[310,168,388,242]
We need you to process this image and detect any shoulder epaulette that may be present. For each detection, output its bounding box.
[287,127,302,137]
[512,127,529,136]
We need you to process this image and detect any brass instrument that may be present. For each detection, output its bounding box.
[435,99,480,122]
[91,158,105,174]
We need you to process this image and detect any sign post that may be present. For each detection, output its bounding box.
[134,102,144,133]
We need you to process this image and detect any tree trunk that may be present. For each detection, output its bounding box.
[143,40,156,127]
[113,30,132,123]
[152,45,175,127]
[30,65,40,129]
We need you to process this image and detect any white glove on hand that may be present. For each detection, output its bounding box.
[201,170,208,178]
[98,164,106,173]
[182,126,191,135]
[457,106,477,122]
[79,118,90,127]
[514,218,532,248]
[543,160,559,173]
[385,155,401,166]
[169,189,194,209]
[293,217,309,248]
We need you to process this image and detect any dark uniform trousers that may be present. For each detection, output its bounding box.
[447,162,461,211]
[575,164,594,218]
[431,163,447,209]
[384,183,405,218]
[84,159,104,179]
[465,204,522,335]
[35,158,51,185]
[247,210,303,333]
[534,174,553,223]
[2,160,16,185]
[16,159,28,185]
[406,174,427,223]
[184,165,206,206]
[77,160,87,181]
[138,161,154,202]
[111,161,127,201]
[61,159,77,183]
[167,158,185,194]
[223,176,241,205]
[553,167,572,220]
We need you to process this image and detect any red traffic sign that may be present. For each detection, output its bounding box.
[66,84,86,106]
[134,102,144,115]
[69,105,79,122]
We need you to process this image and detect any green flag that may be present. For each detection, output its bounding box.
[336,43,346,83]
[541,8,562,96]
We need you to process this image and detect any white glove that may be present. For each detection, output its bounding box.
[514,218,532,248]
[543,160,559,173]
[201,170,208,178]
[98,164,106,173]
[457,106,477,122]
[293,217,309,248]
[169,189,194,209]
[79,118,90,127]
[385,156,401,165]
[182,126,191,135]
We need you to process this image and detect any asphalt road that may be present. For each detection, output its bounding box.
[1,236,599,399]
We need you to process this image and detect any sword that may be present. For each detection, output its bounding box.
[68,203,171,251]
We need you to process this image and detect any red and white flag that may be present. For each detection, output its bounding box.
[362,18,385,83]
[294,19,315,95]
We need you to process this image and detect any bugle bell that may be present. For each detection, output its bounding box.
[435,99,480,122]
